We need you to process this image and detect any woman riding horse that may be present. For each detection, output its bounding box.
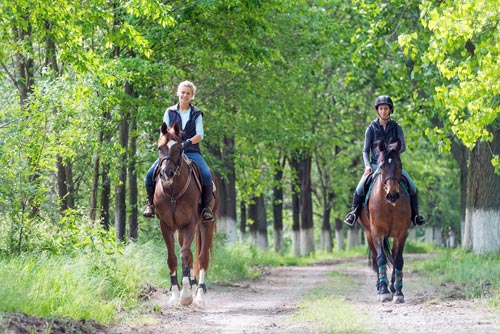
[358,139,411,303]
[344,95,426,227]
[143,80,214,222]
[154,122,218,306]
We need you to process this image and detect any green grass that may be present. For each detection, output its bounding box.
[2,229,500,325]
[294,271,371,333]
[410,248,500,304]
[0,240,168,323]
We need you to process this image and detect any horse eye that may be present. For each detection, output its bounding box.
[158,146,161,151]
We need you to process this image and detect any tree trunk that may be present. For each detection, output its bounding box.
[289,157,301,257]
[334,218,344,251]
[99,111,112,230]
[240,200,247,240]
[320,205,333,253]
[115,83,131,241]
[466,131,500,254]
[298,154,314,256]
[90,155,100,221]
[128,115,138,241]
[450,139,469,248]
[272,157,285,254]
[57,156,68,212]
[248,194,268,249]
[212,135,237,242]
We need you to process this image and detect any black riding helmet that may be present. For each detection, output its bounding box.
[374,95,394,114]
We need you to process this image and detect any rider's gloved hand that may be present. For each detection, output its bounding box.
[181,139,192,150]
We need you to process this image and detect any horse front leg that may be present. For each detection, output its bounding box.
[160,226,180,304]
[392,242,405,304]
[179,224,195,305]
[375,238,392,302]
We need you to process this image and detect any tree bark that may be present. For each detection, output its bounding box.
[450,139,468,248]
[334,218,345,251]
[240,200,247,240]
[466,130,500,254]
[115,82,132,241]
[128,115,138,241]
[212,135,238,242]
[272,157,285,254]
[298,154,314,256]
[100,161,111,230]
[248,194,268,249]
[289,156,301,256]
[90,155,99,221]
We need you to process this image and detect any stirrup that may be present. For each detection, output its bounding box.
[143,204,155,218]
[344,212,357,226]
[413,214,426,226]
[201,207,214,221]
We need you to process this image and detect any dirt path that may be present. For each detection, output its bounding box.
[3,254,499,333]
[103,255,500,334]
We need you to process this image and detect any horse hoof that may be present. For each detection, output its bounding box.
[180,294,193,305]
[194,291,206,308]
[378,293,392,302]
[180,288,193,305]
[169,290,180,305]
[393,295,405,304]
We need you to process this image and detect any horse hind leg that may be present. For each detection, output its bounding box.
[392,269,404,304]
[194,269,208,307]
[194,220,214,307]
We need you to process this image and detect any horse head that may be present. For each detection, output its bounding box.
[158,122,183,183]
[377,139,403,205]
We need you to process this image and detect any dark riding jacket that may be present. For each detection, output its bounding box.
[165,104,203,154]
[363,118,406,167]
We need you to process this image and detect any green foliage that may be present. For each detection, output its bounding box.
[399,0,500,170]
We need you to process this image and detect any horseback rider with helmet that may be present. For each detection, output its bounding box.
[344,95,426,227]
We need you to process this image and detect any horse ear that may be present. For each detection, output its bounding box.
[173,122,180,135]
[393,138,402,152]
[160,122,168,135]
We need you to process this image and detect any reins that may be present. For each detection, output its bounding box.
[159,153,194,215]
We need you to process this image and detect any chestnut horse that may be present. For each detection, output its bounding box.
[358,139,412,303]
[154,122,218,306]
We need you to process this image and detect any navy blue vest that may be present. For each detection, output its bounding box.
[167,105,203,153]
[368,119,399,165]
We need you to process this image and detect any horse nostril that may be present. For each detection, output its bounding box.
[386,193,400,203]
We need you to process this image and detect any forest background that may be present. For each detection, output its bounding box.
[0,0,499,261]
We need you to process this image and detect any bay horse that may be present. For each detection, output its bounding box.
[153,121,218,306]
[357,139,412,303]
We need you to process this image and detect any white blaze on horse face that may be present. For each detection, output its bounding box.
[167,140,177,149]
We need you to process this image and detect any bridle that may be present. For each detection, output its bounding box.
[158,144,193,205]
[380,156,402,202]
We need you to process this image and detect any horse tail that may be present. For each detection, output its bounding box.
[194,219,215,276]
[383,236,394,267]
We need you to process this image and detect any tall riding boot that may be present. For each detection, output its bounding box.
[344,193,364,226]
[142,184,155,218]
[201,185,214,221]
[410,192,426,226]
